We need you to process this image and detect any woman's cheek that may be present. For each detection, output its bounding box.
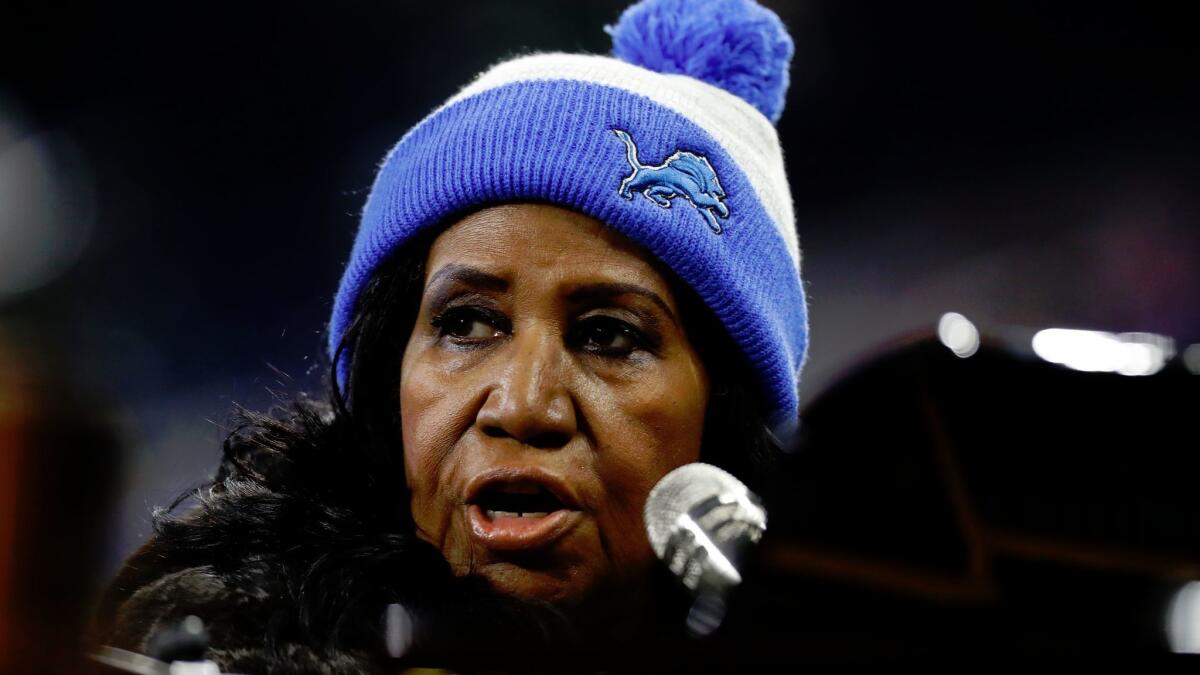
[401,353,464,549]
[609,376,706,463]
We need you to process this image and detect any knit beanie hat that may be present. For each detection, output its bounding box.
[329,0,808,436]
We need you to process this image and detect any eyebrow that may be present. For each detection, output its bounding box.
[423,265,678,326]
[566,282,679,327]
[424,264,509,294]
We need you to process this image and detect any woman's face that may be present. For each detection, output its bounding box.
[399,204,709,609]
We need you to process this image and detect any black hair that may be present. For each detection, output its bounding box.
[95,229,784,671]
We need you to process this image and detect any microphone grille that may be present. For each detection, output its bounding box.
[643,462,749,559]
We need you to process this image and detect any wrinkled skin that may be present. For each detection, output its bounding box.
[399,204,709,625]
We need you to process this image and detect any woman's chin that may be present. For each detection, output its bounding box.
[473,559,596,607]
[473,557,659,631]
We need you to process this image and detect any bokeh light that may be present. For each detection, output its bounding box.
[1031,328,1174,376]
[937,312,980,358]
[1167,581,1200,654]
[0,103,95,303]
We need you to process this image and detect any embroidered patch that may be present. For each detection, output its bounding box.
[612,129,729,234]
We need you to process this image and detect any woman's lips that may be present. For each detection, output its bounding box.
[467,504,581,552]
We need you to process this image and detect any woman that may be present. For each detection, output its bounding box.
[96,0,807,671]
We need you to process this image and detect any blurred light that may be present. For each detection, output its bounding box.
[1167,581,1200,654]
[181,614,205,636]
[686,594,727,638]
[384,602,413,659]
[0,112,95,303]
[937,312,979,358]
[1183,344,1200,375]
[1031,328,1174,376]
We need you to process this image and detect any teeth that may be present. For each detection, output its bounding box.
[484,510,550,519]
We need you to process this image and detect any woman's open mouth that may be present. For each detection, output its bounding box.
[466,474,582,551]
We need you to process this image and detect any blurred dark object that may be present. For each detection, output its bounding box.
[717,321,1200,664]
[0,321,122,674]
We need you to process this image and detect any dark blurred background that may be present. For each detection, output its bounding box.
[2,0,1198,664]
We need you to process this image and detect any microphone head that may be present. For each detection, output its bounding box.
[644,462,762,560]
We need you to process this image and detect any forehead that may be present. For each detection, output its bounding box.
[426,204,674,294]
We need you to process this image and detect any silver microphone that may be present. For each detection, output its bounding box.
[644,462,767,634]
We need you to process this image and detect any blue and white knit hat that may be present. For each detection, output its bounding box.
[329,0,808,435]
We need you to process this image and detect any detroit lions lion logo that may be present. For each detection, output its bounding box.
[612,129,729,235]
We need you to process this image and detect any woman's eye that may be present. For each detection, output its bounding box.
[575,317,643,355]
[432,307,504,341]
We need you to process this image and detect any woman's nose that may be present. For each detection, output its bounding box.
[475,328,577,448]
